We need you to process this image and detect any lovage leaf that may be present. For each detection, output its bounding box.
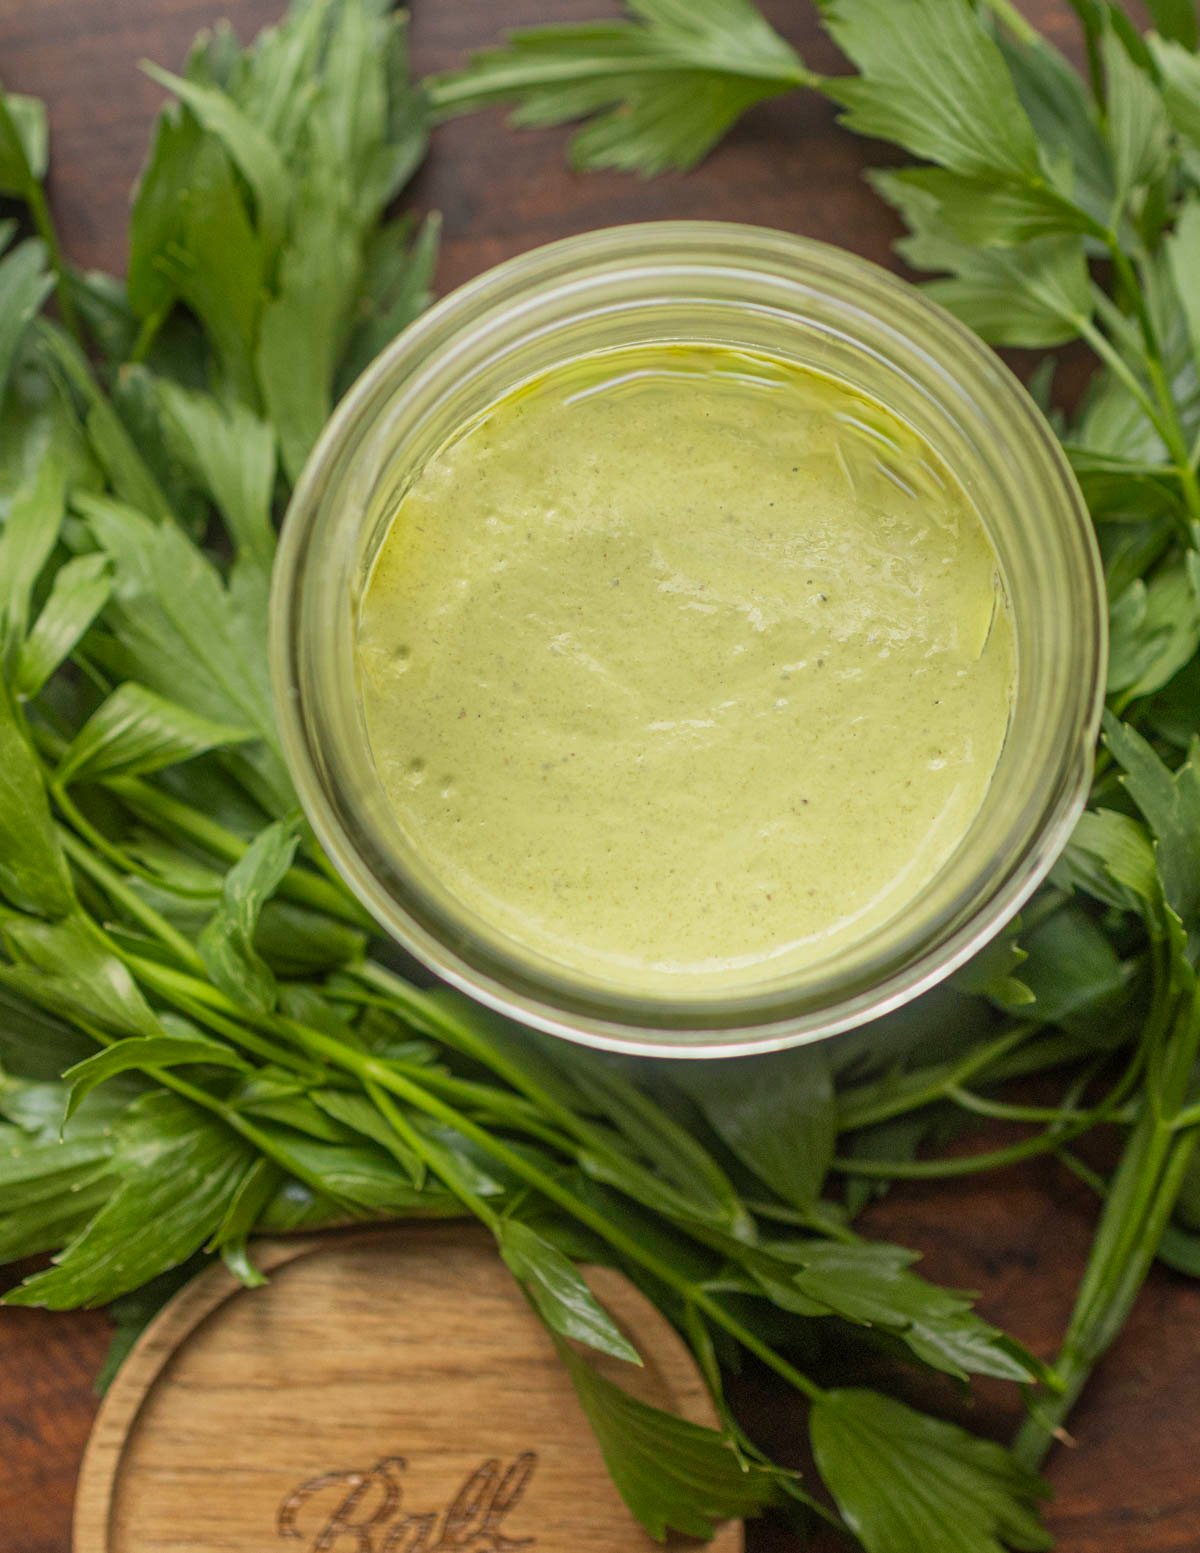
[1103,712,1200,923]
[141,64,290,259]
[64,1028,250,1124]
[558,1341,785,1539]
[0,688,74,918]
[79,493,288,803]
[498,1218,642,1364]
[0,88,49,195]
[0,915,161,1039]
[198,817,302,1012]
[821,0,1043,183]
[1152,35,1200,151]
[429,0,809,176]
[1101,23,1172,216]
[669,1046,835,1211]
[5,1092,256,1309]
[0,454,66,657]
[15,553,113,698]
[154,378,276,567]
[256,167,359,484]
[57,683,253,786]
[770,1241,1045,1384]
[0,238,51,411]
[1145,0,1199,49]
[810,1389,1051,1553]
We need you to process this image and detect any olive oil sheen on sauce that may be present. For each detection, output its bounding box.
[357,344,1015,996]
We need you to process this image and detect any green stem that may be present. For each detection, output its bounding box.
[402,1067,579,1153]
[252,1008,828,1404]
[354,961,696,1197]
[746,1200,859,1244]
[366,1077,500,1230]
[833,1124,1090,1180]
[128,301,170,365]
[57,826,204,974]
[944,1084,1089,1126]
[124,954,325,1076]
[1077,318,1173,450]
[1014,982,1200,1469]
[836,1022,1038,1131]
[106,775,373,929]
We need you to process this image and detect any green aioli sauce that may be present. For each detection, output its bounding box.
[357,344,1014,994]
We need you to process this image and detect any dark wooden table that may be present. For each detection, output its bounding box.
[1,2,1198,1550]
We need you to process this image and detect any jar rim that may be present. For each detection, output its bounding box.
[271,220,1106,1057]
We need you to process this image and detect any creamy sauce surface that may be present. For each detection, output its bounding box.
[357,344,1014,992]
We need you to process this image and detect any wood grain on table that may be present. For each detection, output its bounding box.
[0,2,1198,1551]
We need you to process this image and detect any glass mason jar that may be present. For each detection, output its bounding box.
[272,222,1106,1059]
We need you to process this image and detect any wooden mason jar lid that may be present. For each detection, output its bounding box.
[74,1224,745,1553]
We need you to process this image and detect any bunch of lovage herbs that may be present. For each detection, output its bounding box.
[0,0,1193,1549]
[436,0,1200,1469]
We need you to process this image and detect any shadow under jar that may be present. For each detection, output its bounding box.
[271,222,1106,1058]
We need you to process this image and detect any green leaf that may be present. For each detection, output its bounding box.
[0,238,52,410]
[0,90,49,194]
[128,101,205,322]
[873,172,1092,346]
[1019,904,1129,1034]
[244,1121,459,1217]
[821,0,1042,183]
[257,174,359,483]
[311,1089,425,1188]
[0,1075,122,1262]
[206,1155,283,1252]
[313,3,427,227]
[57,683,253,786]
[161,138,266,406]
[5,1092,255,1309]
[558,1341,784,1539]
[0,985,96,1081]
[870,166,1089,247]
[79,494,287,802]
[1107,553,1200,701]
[15,553,112,697]
[1144,0,1198,49]
[198,817,302,1012]
[0,914,162,1038]
[0,686,74,917]
[1167,198,1200,379]
[769,1241,1044,1384]
[810,1390,1051,1553]
[1103,712,1200,922]
[336,212,440,395]
[497,1217,641,1364]
[64,1030,250,1123]
[429,0,808,176]
[1053,807,1162,915]
[154,379,276,567]
[669,1047,835,1211]
[996,30,1113,228]
[141,64,290,258]
[923,238,1093,348]
[1152,35,1200,150]
[0,453,65,658]
[1102,23,1172,216]
[953,928,1033,1009]
[555,1049,753,1238]
[254,902,365,977]
[37,323,174,523]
